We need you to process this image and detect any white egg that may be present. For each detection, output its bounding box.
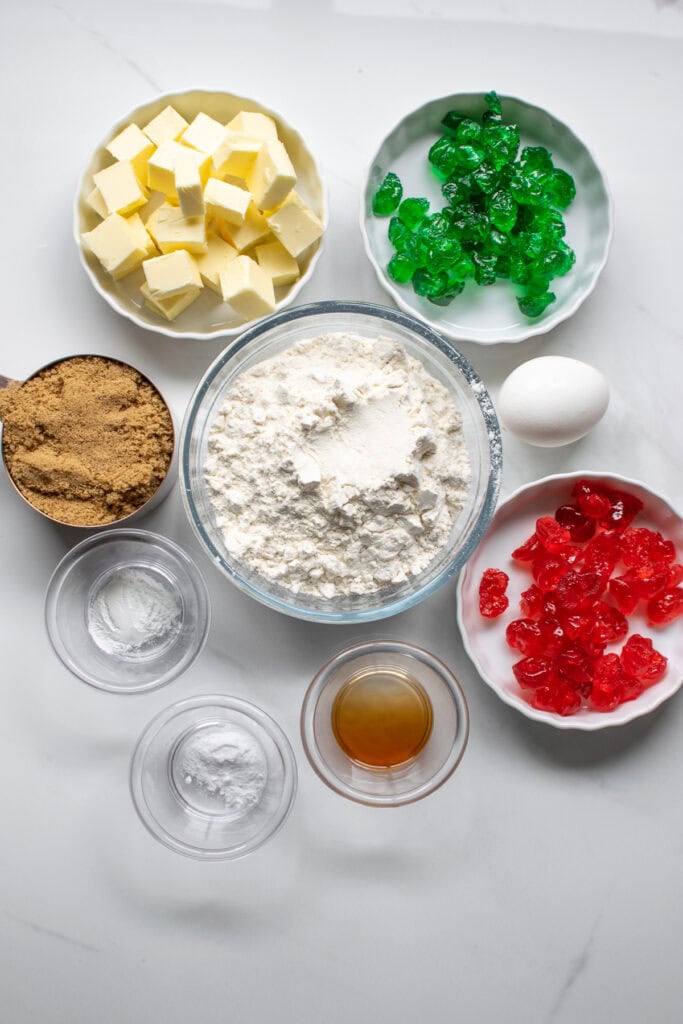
[498,356,609,447]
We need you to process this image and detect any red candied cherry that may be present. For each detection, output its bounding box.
[624,564,671,600]
[620,634,668,683]
[562,610,593,640]
[520,584,544,618]
[511,533,540,563]
[607,576,639,615]
[531,682,581,716]
[647,588,683,627]
[505,619,544,656]
[589,600,628,646]
[555,570,605,611]
[591,653,643,706]
[479,568,509,618]
[621,528,675,570]
[589,678,623,712]
[538,617,566,658]
[512,656,554,690]
[535,516,572,553]
[599,488,643,531]
[578,491,612,520]
[580,530,621,578]
[555,504,596,542]
[557,644,594,690]
[532,555,568,592]
[667,564,683,588]
[542,593,561,618]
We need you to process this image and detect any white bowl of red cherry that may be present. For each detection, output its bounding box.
[457,472,683,730]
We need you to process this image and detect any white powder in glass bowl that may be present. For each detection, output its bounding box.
[204,332,471,598]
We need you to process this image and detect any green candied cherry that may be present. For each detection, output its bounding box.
[488,188,517,232]
[543,168,576,209]
[372,172,403,216]
[398,196,430,230]
[428,136,460,178]
[517,290,556,318]
[387,253,416,284]
[388,216,411,250]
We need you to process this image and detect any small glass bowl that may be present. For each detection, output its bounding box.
[45,530,210,694]
[300,640,469,806]
[180,300,501,623]
[130,695,298,860]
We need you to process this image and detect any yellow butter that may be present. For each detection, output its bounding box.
[182,112,227,156]
[141,282,201,321]
[143,249,202,298]
[255,240,300,288]
[153,203,207,255]
[220,254,275,320]
[226,111,278,141]
[147,141,210,200]
[81,213,147,280]
[216,202,271,252]
[266,191,324,257]
[85,186,108,219]
[175,151,205,218]
[212,131,263,179]
[204,177,250,226]
[93,160,148,216]
[247,140,296,211]
[143,105,189,147]
[126,212,157,257]
[194,231,238,294]
[106,123,155,183]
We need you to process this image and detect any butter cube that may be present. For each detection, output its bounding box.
[152,203,207,254]
[141,282,201,321]
[266,191,324,257]
[126,212,157,257]
[182,112,227,156]
[212,131,262,179]
[81,213,147,280]
[147,141,210,200]
[106,123,155,183]
[247,140,296,210]
[216,202,271,252]
[143,250,202,298]
[255,240,300,288]
[195,231,238,294]
[175,151,205,218]
[204,177,250,226]
[143,105,189,147]
[85,186,108,219]
[226,111,278,141]
[220,255,275,320]
[93,160,148,216]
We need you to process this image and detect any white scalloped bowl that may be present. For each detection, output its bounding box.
[75,89,327,340]
[361,93,613,345]
[456,472,683,730]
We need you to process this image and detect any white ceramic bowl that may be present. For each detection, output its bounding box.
[456,472,683,730]
[75,89,327,340]
[361,93,613,345]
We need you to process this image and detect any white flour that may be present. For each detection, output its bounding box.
[87,566,182,656]
[204,332,471,598]
[176,725,268,816]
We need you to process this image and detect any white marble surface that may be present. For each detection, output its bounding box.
[1,2,682,1022]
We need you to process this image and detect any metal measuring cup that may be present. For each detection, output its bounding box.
[0,355,177,528]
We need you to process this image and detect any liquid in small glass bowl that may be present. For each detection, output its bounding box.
[301,640,469,807]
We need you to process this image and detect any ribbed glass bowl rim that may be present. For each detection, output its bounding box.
[179,299,502,623]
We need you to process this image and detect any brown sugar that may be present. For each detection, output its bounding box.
[0,356,174,526]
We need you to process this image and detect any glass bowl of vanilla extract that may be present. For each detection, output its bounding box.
[300,639,469,807]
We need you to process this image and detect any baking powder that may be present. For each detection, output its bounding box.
[87,566,182,656]
[176,725,268,816]
[204,332,471,598]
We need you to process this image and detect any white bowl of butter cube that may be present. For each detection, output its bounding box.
[75,90,327,339]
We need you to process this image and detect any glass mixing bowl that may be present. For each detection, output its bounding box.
[180,300,501,623]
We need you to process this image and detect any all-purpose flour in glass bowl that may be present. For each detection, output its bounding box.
[180,301,502,624]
